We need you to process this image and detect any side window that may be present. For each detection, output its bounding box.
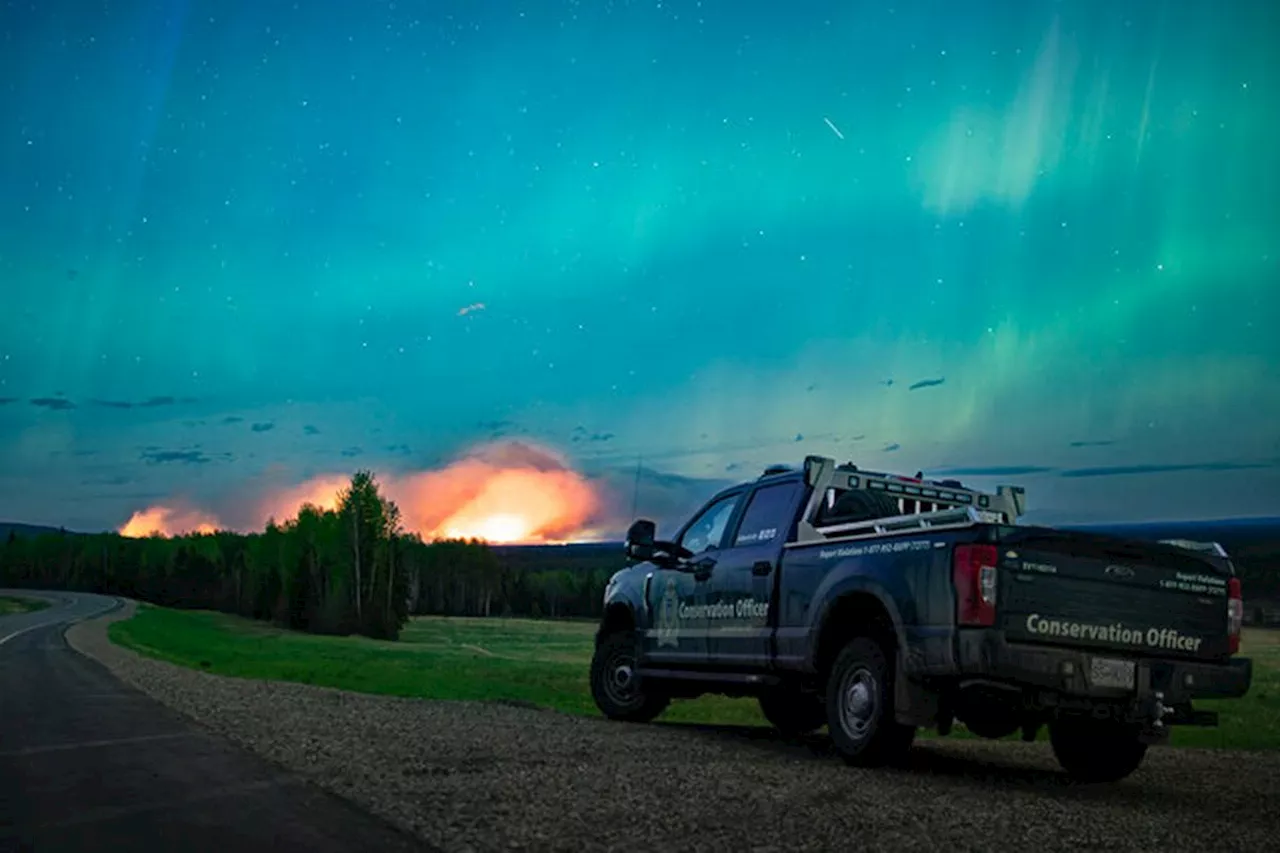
[678,494,741,554]
[732,482,801,547]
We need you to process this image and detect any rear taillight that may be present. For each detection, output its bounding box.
[1227,577,1243,655]
[954,544,999,626]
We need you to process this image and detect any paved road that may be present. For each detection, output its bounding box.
[0,590,428,853]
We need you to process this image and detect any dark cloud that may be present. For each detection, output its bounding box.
[1059,461,1276,478]
[222,416,244,425]
[908,377,946,391]
[929,465,1056,477]
[385,443,412,455]
[880,379,894,387]
[250,422,275,433]
[1068,440,1116,448]
[140,449,211,465]
[0,397,16,405]
[571,426,614,443]
[883,443,901,452]
[88,395,193,410]
[340,447,363,457]
[572,431,614,444]
[30,397,75,410]
[303,424,320,435]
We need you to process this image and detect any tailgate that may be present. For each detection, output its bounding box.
[998,530,1231,661]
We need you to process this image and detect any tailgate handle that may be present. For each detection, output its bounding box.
[751,560,773,576]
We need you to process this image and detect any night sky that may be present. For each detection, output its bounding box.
[1,0,1277,536]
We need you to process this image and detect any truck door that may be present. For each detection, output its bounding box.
[641,490,744,668]
[703,480,804,668]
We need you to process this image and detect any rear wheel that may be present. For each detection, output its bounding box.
[758,690,826,737]
[590,631,670,723]
[1048,717,1148,783]
[824,636,916,766]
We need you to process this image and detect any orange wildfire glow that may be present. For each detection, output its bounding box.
[118,441,606,544]
[393,458,601,543]
[119,506,221,538]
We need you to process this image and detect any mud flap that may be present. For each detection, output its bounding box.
[894,652,939,726]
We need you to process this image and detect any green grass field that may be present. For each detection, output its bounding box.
[0,595,51,615]
[109,606,1280,749]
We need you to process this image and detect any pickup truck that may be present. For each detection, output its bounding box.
[589,455,1252,782]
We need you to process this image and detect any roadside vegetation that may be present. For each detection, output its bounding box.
[110,605,1280,750]
[0,594,50,615]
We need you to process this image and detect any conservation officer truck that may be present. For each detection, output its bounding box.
[590,455,1252,782]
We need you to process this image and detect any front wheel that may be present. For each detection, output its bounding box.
[1048,717,1148,783]
[824,636,916,766]
[590,631,670,723]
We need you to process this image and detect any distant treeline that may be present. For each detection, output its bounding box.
[0,472,625,641]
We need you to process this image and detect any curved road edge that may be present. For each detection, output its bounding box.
[0,589,120,648]
[0,589,432,853]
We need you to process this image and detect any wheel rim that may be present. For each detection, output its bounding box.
[838,665,878,741]
[601,648,639,707]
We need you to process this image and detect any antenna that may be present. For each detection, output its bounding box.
[630,454,642,519]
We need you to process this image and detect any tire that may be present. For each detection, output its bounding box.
[590,631,670,723]
[821,490,903,525]
[758,690,826,737]
[824,636,917,766]
[1049,717,1148,783]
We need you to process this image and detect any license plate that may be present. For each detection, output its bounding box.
[1089,656,1136,690]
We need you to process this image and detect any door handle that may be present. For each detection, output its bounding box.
[751,560,773,576]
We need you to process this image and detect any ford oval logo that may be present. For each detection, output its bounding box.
[1105,564,1136,578]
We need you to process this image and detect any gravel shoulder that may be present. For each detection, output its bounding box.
[67,600,1280,852]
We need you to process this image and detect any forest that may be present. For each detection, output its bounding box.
[0,471,622,641]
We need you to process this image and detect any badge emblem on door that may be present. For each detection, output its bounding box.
[655,578,681,648]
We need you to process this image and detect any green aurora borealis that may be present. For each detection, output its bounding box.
[0,0,1276,531]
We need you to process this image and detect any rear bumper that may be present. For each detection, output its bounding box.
[955,629,1252,704]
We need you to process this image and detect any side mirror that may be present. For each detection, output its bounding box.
[625,519,657,561]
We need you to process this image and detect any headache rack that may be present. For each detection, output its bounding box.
[791,455,1027,546]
